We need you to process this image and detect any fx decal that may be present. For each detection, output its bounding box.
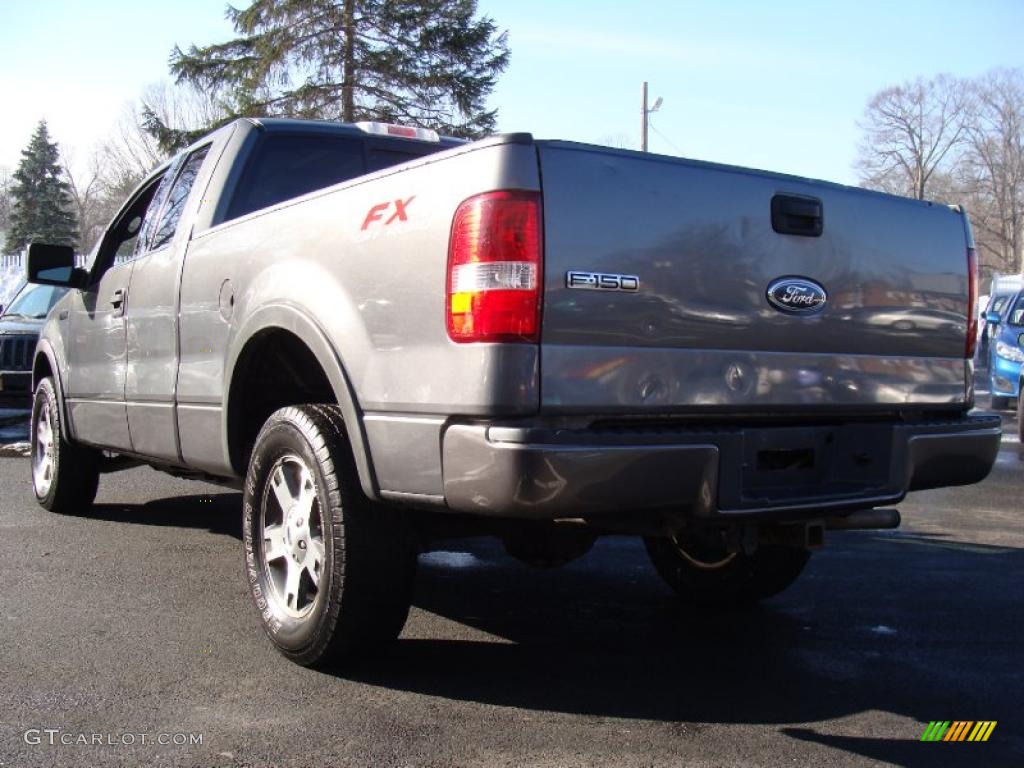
[361,197,415,230]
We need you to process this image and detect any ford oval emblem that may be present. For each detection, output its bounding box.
[766,276,827,315]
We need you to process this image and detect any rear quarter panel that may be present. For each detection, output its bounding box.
[176,135,542,493]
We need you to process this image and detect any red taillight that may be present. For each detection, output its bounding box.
[446,190,542,343]
[966,246,978,359]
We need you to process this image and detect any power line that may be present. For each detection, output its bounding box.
[648,118,683,156]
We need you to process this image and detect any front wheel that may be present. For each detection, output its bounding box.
[243,405,416,667]
[31,377,100,512]
[644,531,810,609]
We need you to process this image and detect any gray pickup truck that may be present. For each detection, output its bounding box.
[26,117,1001,667]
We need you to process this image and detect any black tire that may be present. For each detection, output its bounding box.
[644,533,810,609]
[991,394,1011,411]
[30,377,100,513]
[242,404,416,667]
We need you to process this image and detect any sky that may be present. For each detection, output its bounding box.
[1,0,1023,186]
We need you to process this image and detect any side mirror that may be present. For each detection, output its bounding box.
[26,243,86,288]
[984,311,1002,325]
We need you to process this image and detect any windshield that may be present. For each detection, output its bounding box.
[1008,293,1024,326]
[2,284,69,319]
[988,293,1012,315]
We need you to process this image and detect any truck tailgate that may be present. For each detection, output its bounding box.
[537,142,971,413]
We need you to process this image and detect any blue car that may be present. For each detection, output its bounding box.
[987,289,1024,410]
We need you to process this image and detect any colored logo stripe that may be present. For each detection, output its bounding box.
[921,722,949,741]
[968,721,997,742]
[920,721,996,742]
[944,722,972,741]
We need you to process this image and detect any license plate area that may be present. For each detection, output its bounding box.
[756,447,815,472]
[720,424,895,510]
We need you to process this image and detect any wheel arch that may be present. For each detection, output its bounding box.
[224,303,379,499]
[32,340,73,439]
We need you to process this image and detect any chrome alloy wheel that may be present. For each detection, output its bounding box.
[32,401,56,498]
[260,454,326,618]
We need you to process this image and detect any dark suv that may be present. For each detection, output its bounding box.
[0,283,68,405]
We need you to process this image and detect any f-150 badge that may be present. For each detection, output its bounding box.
[766,276,827,314]
[566,271,640,292]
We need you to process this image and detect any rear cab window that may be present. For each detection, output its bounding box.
[222,131,441,223]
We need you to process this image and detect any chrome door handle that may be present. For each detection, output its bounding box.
[110,289,124,308]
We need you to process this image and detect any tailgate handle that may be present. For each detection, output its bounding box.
[771,194,823,237]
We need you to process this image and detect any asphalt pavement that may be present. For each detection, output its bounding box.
[0,412,1021,767]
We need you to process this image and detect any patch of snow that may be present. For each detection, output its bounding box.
[0,261,24,306]
[0,441,31,457]
[419,551,483,569]
[870,624,897,636]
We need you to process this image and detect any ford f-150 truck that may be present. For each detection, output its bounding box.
[26,117,1001,667]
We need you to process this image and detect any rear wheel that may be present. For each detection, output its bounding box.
[31,377,100,512]
[243,404,416,667]
[644,530,810,609]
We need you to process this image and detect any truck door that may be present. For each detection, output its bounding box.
[65,171,171,451]
[123,144,212,462]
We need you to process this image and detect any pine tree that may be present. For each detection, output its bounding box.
[153,0,509,151]
[7,121,78,254]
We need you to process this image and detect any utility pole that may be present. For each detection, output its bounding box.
[641,81,649,152]
[641,81,662,152]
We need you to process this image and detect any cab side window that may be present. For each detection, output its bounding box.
[93,173,166,275]
[146,146,210,252]
[132,157,183,259]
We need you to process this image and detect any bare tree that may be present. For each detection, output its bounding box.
[97,100,168,196]
[959,69,1024,275]
[92,81,218,199]
[856,74,969,200]
[139,79,231,154]
[62,150,107,254]
[59,80,221,255]
[60,105,163,256]
[597,133,635,150]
